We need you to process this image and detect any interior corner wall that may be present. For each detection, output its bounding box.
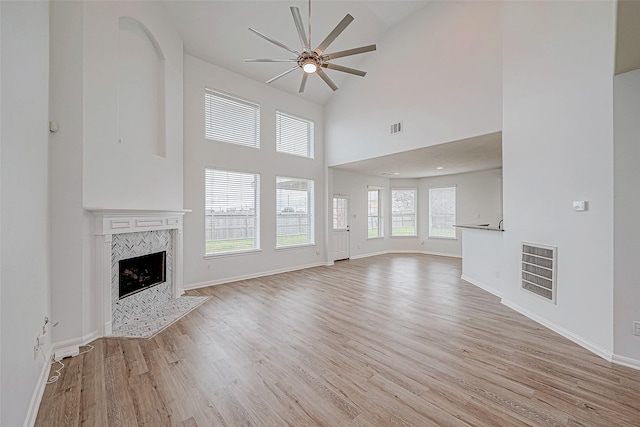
[49,0,86,345]
[82,1,183,210]
[0,1,51,426]
[182,55,325,288]
[613,69,640,362]
[324,0,502,166]
[502,0,616,356]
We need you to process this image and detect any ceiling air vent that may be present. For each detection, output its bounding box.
[390,121,403,135]
[521,242,557,304]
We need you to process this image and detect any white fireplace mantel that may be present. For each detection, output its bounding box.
[89,209,190,336]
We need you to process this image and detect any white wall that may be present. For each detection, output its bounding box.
[502,1,616,357]
[82,1,183,210]
[331,168,502,258]
[49,0,86,345]
[47,0,184,348]
[0,2,50,425]
[183,55,326,288]
[331,169,390,258]
[417,169,502,256]
[461,228,504,297]
[325,0,502,166]
[614,69,640,364]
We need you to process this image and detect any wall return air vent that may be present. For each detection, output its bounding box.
[521,242,557,303]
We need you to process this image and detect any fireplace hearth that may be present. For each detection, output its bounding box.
[119,251,166,299]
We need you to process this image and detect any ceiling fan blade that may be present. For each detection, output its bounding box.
[323,63,367,77]
[245,59,298,63]
[299,73,308,93]
[248,27,300,56]
[324,44,376,60]
[314,14,354,55]
[316,68,338,91]
[290,7,309,51]
[266,66,300,84]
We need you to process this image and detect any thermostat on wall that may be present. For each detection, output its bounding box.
[572,200,588,211]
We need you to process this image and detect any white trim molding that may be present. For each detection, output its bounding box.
[461,275,503,299]
[89,209,189,336]
[612,354,640,371]
[501,298,613,363]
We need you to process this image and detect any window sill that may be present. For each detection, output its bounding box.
[276,243,316,250]
[428,236,457,240]
[391,235,418,238]
[204,248,262,259]
[367,236,384,240]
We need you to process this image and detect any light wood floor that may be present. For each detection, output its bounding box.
[36,254,640,426]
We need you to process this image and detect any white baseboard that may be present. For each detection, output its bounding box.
[461,274,503,298]
[25,330,102,426]
[350,250,461,260]
[612,354,640,371]
[414,250,462,259]
[182,261,327,290]
[23,346,53,427]
[349,250,389,260]
[501,298,613,362]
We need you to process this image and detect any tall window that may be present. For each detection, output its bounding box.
[367,189,382,238]
[205,169,260,254]
[276,111,314,158]
[391,189,417,236]
[276,176,314,247]
[429,187,456,239]
[205,89,260,148]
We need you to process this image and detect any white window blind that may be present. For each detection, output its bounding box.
[276,176,314,247]
[391,189,417,236]
[205,89,260,148]
[276,111,314,158]
[429,187,456,239]
[205,168,260,254]
[368,189,382,238]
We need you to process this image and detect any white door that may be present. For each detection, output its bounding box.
[332,195,350,261]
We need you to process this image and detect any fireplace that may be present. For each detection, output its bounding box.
[91,209,187,336]
[119,251,166,299]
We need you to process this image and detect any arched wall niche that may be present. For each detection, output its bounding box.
[117,16,167,157]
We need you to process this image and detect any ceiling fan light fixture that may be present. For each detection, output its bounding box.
[302,59,318,73]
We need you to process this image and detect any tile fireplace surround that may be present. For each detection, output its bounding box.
[91,209,189,336]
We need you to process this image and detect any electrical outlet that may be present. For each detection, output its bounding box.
[634,321,640,336]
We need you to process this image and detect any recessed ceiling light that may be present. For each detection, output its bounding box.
[436,166,444,170]
[393,172,400,175]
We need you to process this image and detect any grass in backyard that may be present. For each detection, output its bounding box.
[391,227,416,236]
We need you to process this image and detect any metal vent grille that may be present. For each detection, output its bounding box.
[521,242,557,303]
[390,121,403,135]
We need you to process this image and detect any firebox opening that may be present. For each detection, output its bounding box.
[119,251,166,299]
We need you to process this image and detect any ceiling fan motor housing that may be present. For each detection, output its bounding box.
[298,52,322,73]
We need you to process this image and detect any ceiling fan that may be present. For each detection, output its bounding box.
[245,0,376,93]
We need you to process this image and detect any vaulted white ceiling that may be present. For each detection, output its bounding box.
[164,0,431,105]
[164,0,503,177]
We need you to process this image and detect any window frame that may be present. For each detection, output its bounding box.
[275,176,315,248]
[275,110,315,159]
[205,88,260,149]
[428,186,457,240]
[367,188,383,239]
[391,188,417,237]
[204,167,261,257]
